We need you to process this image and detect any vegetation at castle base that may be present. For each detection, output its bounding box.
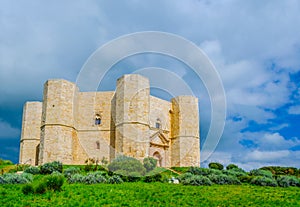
[259,166,300,176]
[1,183,300,206]
[1,158,300,206]
[0,158,15,174]
[107,155,146,177]
[0,158,13,167]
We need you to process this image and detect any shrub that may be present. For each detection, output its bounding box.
[260,166,299,176]
[35,182,47,194]
[21,173,34,182]
[82,172,107,184]
[118,171,142,182]
[0,176,6,184]
[1,173,33,184]
[177,173,193,183]
[277,176,299,187]
[67,173,85,184]
[128,172,143,182]
[208,174,241,185]
[24,166,40,175]
[143,157,157,172]
[22,184,34,195]
[238,175,255,183]
[251,176,278,187]
[182,175,212,186]
[0,159,13,165]
[107,175,123,184]
[187,167,222,176]
[40,161,63,174]
[226,164,239,170]
[143,173,163,183]
[250,169,273,178]
[63,167,81,178]
[44,173,64,191]
[84,164,93,172]
[108,156,146,176]
[223,168,247,177]
[208,162,224,170]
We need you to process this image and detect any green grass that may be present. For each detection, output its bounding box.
[1,183,299,206]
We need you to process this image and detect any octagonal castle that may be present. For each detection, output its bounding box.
[19,74,200,167]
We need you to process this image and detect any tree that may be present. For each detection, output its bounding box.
[226,164,238,170]
[143,157,157,172]
[208,162,224,170]
[108,155,146,176]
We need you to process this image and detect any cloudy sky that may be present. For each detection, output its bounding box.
[1,0,300,170]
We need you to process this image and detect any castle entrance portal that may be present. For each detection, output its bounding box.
[153,151,162,167]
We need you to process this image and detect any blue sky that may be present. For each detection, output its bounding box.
[1,0,300,170]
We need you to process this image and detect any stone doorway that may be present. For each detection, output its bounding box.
[153,151,162,167]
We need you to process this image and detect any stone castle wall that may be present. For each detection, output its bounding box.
[19,74,200,167]
[19,102,42,165]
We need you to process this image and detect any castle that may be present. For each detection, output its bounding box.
[19,74,200,167]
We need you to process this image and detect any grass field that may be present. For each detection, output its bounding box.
[1,182,299,207]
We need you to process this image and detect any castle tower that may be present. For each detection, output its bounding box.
[38,79,78,165]
[113,74,150,160]
[171,96,200,167]
[19,102,42,165]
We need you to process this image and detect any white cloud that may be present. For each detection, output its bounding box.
[288,105,300,115]
[259,133,300,150]
[1,0,300,168]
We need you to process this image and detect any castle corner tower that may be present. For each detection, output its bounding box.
[171,96,200,167]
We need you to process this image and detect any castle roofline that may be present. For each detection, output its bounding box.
[45,79,75,84]
[117,74,149,82]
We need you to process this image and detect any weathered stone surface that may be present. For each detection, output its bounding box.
[19,74,200,167]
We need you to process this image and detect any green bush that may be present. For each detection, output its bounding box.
[44,173,64,191]
[226,164,239,170]
[208,162,224,170]
[182,175,212,186]
[24,166,40,175]
[260,166,299,176]
[277,176,299,187]
[0,176,6,184]
[187,167,222,176]
[40,161,63,174]
[251,176,278,187]
[1,173,33,184]
[177,173,193,183]
[82,172,107,184]
[250,169,273,178]
[238,175,255,183]
[63,167,81,178]
[107,175,123,184]
[208,174,241,185]
[35,181,47,194]
[115,171,142,182]
[0,159,13,165]
[143,157,157,172]
[67,173,85,184]
[108,156,146,176]
[22,184,34,195]
[223,168,247,177]
[143,173,162,183]
[84,164,93,172]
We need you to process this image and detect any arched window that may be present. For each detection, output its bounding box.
[155,118,161,129]
[95,114,101,125]
[96,141,100,150]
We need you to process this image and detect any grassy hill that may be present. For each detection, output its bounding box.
[1,182,300,206]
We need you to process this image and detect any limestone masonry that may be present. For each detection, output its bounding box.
[19,74,200,167]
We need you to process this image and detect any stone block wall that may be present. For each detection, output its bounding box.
[19,101,42,165]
